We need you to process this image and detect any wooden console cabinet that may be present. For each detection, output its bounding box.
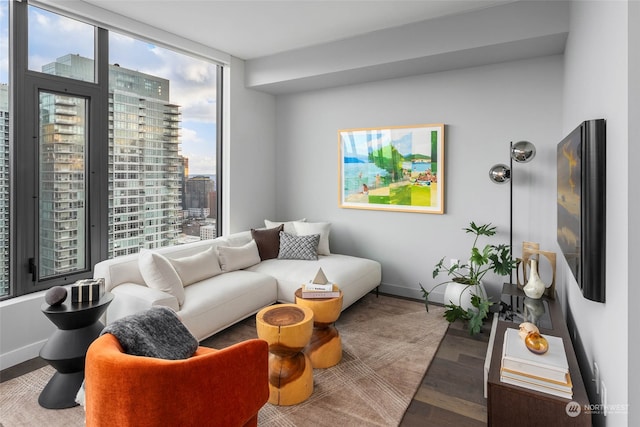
[486,284,591,426]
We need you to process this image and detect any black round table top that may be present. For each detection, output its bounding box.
[41,292,114,330]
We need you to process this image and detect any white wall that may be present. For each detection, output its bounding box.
[562,1,629,425]
[0,291,55,369]
[274,55,563,304]
[628,2,639,424]
[224,57,277,233]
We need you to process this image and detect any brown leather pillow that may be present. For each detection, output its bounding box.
[251,224,284,260]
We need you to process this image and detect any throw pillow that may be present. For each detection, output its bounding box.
[217,240,261,272]
[264,218,306,234]
[138,249,185,306]
[251,224,284,260]
[293,221,331,255]
[278,231,320,260]
[168,246,222,286]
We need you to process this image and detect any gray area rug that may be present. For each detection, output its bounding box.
[0,293,447,427]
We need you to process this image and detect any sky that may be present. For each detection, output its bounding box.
[0,2,218,175]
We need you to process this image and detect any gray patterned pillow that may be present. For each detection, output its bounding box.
[278,232,320,260]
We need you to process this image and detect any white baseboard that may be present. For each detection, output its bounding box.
[0,340,47,371]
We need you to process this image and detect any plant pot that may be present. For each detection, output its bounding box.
[443,281,487,311]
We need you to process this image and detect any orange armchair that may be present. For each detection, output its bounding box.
[85,334,269,427]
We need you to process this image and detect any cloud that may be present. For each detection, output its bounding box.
[183,153,217,176]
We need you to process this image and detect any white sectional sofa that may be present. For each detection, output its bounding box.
[93,226,381,341]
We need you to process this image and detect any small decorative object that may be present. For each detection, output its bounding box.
[71,278,105,303]
[523,259,546,299]
[517,241,556,299]
[44,286,67,306]
[518,322,549,355]
[312,268,329,285]
[518,322,539,340]
[524,331,549,355]
[420,221,515,335]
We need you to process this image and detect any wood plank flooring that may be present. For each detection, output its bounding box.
[400,315,491,426]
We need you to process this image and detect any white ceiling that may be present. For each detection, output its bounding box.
[81,0,513,60]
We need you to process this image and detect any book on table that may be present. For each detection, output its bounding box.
[499,372,573,399]
[301,283,340,298]
[500,327,572,398]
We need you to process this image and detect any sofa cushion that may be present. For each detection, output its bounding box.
[138,249,185,306]
[169,246,222,286]
[217,240,261,272]
[293,221,331,255]
[264,218,305,234]
[251,224,284,260]
[180,270,278,340]
[278,232,320,260]
[247,254,382,310]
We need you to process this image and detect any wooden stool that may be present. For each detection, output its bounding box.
[295,288,343,368]
[256,304,314,406]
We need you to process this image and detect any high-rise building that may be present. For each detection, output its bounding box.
[109,62,182,257]
[39,55,183,271]
[0,84,9,294]
[185,175,214,217]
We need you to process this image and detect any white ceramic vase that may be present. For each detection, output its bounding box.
[523,259,546,299]
[443,281,487,311]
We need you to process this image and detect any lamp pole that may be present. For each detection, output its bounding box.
[509,141,514,285]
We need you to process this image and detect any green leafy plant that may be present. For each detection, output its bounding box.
[420,221,515,335]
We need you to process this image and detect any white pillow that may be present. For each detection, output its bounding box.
[264,218,306,234]
[293,222,331,255]
[169,246,222,286]
[217,240,261,272]
[138,249,185,306]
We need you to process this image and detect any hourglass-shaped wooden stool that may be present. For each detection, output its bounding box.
[295,288,343,368]
[256,304,314,406]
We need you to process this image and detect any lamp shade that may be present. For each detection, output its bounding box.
[488,163,511,184]
[511,140,536,163]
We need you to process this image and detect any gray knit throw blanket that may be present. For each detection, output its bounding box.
[101,306,198,359]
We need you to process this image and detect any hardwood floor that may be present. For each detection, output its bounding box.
[401,315,491,426]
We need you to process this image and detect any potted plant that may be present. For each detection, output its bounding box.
[420,221,514,335]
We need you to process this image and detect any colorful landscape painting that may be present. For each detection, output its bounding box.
[338,124,444,214]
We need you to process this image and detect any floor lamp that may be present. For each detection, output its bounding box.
[488,140,536,285]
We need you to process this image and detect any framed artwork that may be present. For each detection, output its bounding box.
[338,123,445,214]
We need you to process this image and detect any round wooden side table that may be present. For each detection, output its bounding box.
[39,292,114,409]
[256,304,314,406]
[295,288,343,368]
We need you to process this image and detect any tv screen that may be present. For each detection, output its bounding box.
[557,119,606,302]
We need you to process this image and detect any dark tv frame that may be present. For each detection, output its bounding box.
[557,119,606,303]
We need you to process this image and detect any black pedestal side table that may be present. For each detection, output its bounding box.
[38,292,114,409]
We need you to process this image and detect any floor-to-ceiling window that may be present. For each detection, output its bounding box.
[0,1,9,297]
[3,1,222,299]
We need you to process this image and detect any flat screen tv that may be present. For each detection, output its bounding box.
[557,119,606,302]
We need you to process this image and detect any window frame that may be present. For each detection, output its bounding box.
[5,1,223,300]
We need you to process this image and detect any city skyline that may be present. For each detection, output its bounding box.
[0,2,218,175]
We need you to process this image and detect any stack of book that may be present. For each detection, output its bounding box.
[500,328,573,399]
[301,283,340,298]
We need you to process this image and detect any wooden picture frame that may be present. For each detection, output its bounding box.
[338,123,445,214]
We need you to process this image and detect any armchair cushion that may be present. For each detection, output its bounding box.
[101,306,198,359]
